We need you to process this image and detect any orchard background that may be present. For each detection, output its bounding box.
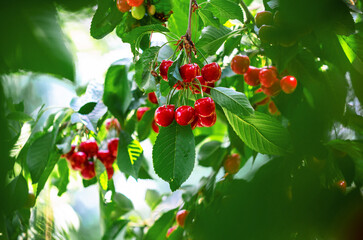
[1,0,363,239]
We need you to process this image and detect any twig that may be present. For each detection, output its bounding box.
[240,0,255,24]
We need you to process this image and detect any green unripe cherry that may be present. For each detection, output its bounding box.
[131,5,145,20]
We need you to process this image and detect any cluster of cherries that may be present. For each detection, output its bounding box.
[152,60,222,129]
[223,153,241,175]
[231,55,298,115]
[61,122,120,180]
[166,209,190,238]
[116,0,155,20]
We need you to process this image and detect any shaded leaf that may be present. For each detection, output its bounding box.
[144,208,177,240]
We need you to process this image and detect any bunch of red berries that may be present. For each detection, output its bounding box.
[116,0,156,20]
[61,138,119,180]
[136,106,159,133]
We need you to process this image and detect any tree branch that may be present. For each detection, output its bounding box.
[240,0,255,24]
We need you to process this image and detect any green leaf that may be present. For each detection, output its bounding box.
[224,110,292,156]
[211,87,254,117]
[223,35,242,56]
[145,189,162,210]
[6,111,33,122]
[5,175,28,213]
[198,141,227,170]
[338,34,363,75]
[27,132,55,183]
[168,227,184,240]
[144,208,177,240]
[102,219,129,240]
[235,154,272,181]
[112,192,134,216]
[70,81,104,111]
[135,47,160,93]
[196,25,232,56]
[78,102,97,115]
[209,0,244,23]
[198,9,220,28]
[71,102,108,133]
[167,52,184,87]
[137,108,156,141]
[90,0,124,39]
[117,131,143,179]
[53,158,69,196]
[83,178,98,188]
[103,63,132,121]
[96,159,108,191]
[152,121,195,191]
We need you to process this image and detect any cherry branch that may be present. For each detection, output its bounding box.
[240,0,255,24]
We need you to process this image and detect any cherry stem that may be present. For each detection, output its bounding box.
[186,0,193,41]
[240,0,255,24]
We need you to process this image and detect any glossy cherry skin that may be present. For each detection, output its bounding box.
[199,113,217,127]
[131,5,145,20]
[97,150,115,168]
[194,63,201,75]
[176,210,189,228]
[107,167,114,180]
[137,107,150,121]
[175,106,195,126]
[126,0,144,7]
[108,138,119,158]
[261,80,281,96]
[180,64,197,83]
[255,11,273,28]
[243,66,261,86]
[81,161,96,180]
[79,140,99,158]
[224,153,241,174]
[116,0,131,12]
[231,55,250,75]
[62,144,76,160]
[203,82,215,94]
[194,97,215,117]
[160,60,174,81]
[166,226,177,238]
[173,81,184,90]
[148,92,158,104]
[191,76,206,94]
[69,152,87,171]
[155,105,175,127]
[151,120,159,133]
[254,88,270,106]
[201,62,221,83]
[259,67,278,88]
[280,75,297,94]
[191,116,199,130]
[268,101,278,115]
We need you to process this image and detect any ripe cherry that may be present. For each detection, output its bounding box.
[337,180,347,193]
[159,60,174,81]
[190,76,206,94]
[259,67,278,88]
[137,107,150,121]
[268,101,279,115]
[254,88,270,106]
[116,0,131,12]
[280,75,297,94]
[194,63,201,75]
[69,152,87,171]
[255,11,273,28]
[107,167,114,180]
[203,82,215,94]
[191,116,199,130]
[180,64,197,83]
[224,153,241,174]
[151,120,159,133]
[173,81,184,90]
[105,118,121,131]
[231,55,250,75]
[176,210,189,228]
[166,226,177,238]
[261,81,281,96]
[79,140,99,158]
[131,5,145,20]
[126,0,144,7]
[97,150,115,168]
[195,97,215,117]
[23,193,36,208]
[199,113,217,127]
[62,144,76,160]
[243,66,261,86]
[201,62,221,83]
[108,138,119,158]
[147,4,156,15]
[148,92,158,104]
[81,161,96,180]
[155,105,175,127]
[175,106,195,126]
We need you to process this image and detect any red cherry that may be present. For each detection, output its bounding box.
[159,60,174,81]
[231,55,250,75]
[116,0,131,12]
[194,97,215,117]
[81,161,96,180]
[259,68,278,88]
[255,11,273,28]
[224,153,241,174]
[261,81,281,96]
[108,138,119,158]
[136,107,150,121]
[173,81,184,90]
[166,226,177,238]
[280,75,297,94]
[176,210,189,228]
[201,62,221,83]
[243,67,261,86]
[337,180,347,193]
[62,144,76,160]
[194,63,201,75]
[107,167,114,180]
[199,113,217,127]
[203,82,215,94]
[151,120,159,133]
[180,64,197,83]
[97,150,115,168]
[69,152,87,171]
[175,106,195,126]
[79,140,99,158]
[155,105,175,127]
[254,88,270,106]
[268,101,279,115]
[191,116,199,130]
[126,0,144,7]
[190,76,206,94]
[105,118,121,131]
[148,92,158,104]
